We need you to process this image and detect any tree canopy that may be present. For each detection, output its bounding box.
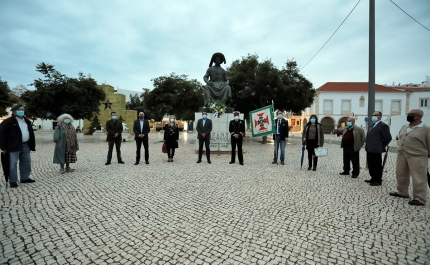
[127,93,145,114]
[142,73,204,121]
[0,78,18,116]
[228,54,315,115]
[21,62,106,120]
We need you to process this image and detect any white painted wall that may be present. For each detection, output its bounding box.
[304,90,428,138]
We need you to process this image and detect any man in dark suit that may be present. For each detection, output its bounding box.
[196,111,212,163]
[365,111,392,186]
[229,111,245,165]
[273,110,289,165]
[133,111,150,165]
[105,111,124,165]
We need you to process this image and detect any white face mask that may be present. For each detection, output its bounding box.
[170,119,175,122]
[234,116,239,120]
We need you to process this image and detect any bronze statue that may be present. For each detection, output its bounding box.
[203,52,232,106]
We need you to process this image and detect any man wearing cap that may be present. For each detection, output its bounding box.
[0,104,36,188]
[389,109,430,206]
[229,111,245,165]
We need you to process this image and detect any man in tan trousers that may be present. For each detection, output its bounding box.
[389,109,430,206]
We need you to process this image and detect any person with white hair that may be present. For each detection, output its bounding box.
[53,113,79,174]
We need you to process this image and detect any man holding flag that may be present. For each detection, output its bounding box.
[272,110,289,165]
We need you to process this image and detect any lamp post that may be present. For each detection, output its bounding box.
[367,0,375,130]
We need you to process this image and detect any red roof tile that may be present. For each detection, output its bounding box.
[316,82,403,92]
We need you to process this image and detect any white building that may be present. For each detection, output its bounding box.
[300,82,430,138]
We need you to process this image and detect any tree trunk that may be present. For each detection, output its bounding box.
[262,135,267,143]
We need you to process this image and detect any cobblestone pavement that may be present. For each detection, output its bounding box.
[1,131,429,265]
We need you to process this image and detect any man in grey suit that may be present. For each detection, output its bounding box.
[196,111,212,163]
[365,111,392,186]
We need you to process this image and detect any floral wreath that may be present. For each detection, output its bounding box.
[208,102,227,118]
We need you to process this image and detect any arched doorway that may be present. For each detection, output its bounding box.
[338,117,348,128]
[320,117,335,134]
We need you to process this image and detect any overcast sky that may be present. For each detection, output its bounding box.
[1,0,429,94]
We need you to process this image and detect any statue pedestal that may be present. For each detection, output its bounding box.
[194,112,244,152]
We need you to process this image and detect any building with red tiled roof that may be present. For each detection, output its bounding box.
[295,82,430,139]
[316,82,403,93]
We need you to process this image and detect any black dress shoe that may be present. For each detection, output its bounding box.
[364,179,373,183]
[408,200,425,206]
[207,161,211,164]
[351,174,358,178]
[339,172,349,175]
[369,182,382,186]
[240,163,244,165]
[307,167,311,170]
[21,179,36,183]
[145,161,149,164]
[134,162,139,165]
[105,162,111,165]
[10,182,18,188]
[196,160,202,163]
[118,161,125,164]
[229,161,235,164]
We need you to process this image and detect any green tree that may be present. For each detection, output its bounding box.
[0,78,18,116]
[21,62,106,120]
[85,115,101,135]
[127,93,144,114]
[142,73,204,121]
[228,54,315,115]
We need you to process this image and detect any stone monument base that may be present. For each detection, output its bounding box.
[194,112,244,153]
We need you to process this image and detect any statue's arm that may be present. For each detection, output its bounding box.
[203,68,211,84]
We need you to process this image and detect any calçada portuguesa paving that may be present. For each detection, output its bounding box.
[1,131,429,265]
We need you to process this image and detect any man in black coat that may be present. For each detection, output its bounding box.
[133,111,150,165]
[196,111,212,163]
[229,111,245,165]
[365,111,392,186]
[273,110,289,165]
[105,111,124,165]
[0,104,36,188]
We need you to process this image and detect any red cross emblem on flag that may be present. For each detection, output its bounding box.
[254,112,269,131]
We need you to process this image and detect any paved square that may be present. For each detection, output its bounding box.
[1,131,429,265]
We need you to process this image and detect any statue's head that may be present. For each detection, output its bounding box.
[209,52,226,67]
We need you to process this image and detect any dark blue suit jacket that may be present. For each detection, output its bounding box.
[133,119,150,140]
[365,121,392,153]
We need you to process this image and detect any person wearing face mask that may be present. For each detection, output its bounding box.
[229,111,245,165]
[133,112,150,165]
[105,111,124,165]
[339,117,365,178]
[163,115,179,162]
[273,110,289,165]
[53,114,79,174]
[302,114,324,170]
[0,104,36,188]
[364,111,392,186]
[196,111,212,163]
[389,109,430,206]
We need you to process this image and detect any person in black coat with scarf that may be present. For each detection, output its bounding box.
[164,115,179,162]
[302,114,324,171]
